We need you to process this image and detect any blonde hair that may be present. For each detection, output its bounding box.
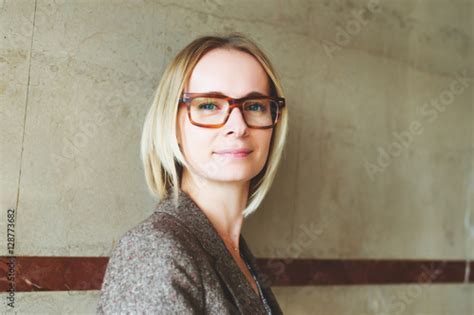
[140,32,288,218]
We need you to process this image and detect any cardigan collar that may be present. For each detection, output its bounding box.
[153,187,282,314]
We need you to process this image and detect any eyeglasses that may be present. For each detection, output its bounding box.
[178,92,286,129]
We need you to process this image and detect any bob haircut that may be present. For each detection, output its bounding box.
[140,32,288,218]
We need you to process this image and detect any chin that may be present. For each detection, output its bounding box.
[211,172,255,182]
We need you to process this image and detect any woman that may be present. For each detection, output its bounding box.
[97,32,288,314]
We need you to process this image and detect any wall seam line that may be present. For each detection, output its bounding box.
[15,0,38,213]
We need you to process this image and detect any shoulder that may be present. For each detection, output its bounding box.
[105,210,203,281]
[97,210,204,314]
[116,210,198,256]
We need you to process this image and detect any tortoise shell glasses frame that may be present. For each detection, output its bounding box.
[178,92,286,129]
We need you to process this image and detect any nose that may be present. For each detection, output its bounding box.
[223,107,248,136]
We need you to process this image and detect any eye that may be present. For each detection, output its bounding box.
[198,103,219,110]
[246,102,266,112]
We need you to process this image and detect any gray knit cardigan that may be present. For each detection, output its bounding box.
[96,188,283,314]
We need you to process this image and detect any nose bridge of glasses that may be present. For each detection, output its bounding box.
[228,101,244,110]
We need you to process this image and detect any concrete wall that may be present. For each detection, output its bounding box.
[1,0,472,313]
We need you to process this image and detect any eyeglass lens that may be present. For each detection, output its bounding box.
[188,97,278,127]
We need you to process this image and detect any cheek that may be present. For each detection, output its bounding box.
[180,119,214,159]
[179,110,196,145]
[258,130,273,153]
[251,130,273,165]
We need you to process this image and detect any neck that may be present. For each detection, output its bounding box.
[180,168,250,252]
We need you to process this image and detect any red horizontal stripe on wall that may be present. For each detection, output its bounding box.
[256,258,473,286]
[0,256,108,292]
[0,256,472,292]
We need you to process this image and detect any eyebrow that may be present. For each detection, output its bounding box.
[206,91,269,98]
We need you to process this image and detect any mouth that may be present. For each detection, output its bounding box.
[213,149,253,158]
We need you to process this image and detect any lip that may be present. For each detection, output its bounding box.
[214,148,253,154]
[213,148,253,158]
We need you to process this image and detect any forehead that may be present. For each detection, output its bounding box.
[186,48,270,97]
